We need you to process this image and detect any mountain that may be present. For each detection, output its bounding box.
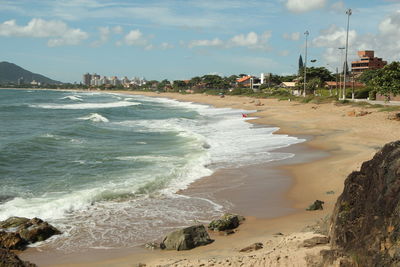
[0,62,62,84]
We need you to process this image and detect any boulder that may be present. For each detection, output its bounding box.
[0,232,26,250]
[161,225,213,251]
[0,217,61,248]
[0,217,29,230]
[208,213,243,231]
[306,200,324,211]
[16,218,61,243]
[0,249,37,267]
[326,141,400,266]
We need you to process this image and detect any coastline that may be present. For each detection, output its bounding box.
[17,90,400,266]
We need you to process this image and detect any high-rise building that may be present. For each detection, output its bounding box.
[83,73,92,86]
[351,50,387,76]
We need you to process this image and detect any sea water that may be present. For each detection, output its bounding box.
[0,89,304,251]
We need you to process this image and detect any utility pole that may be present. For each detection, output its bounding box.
[343,8,352,100]
[303,30,309,97]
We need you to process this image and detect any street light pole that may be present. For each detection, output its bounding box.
[303,30,309,97]
[338,47,345,98]
[343,8,352,100]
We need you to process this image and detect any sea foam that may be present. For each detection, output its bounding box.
[78,113,109,122]
[30,101,140,109]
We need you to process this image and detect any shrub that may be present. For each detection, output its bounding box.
[369,90,377,100]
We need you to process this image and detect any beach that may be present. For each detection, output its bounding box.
[19,91,400,266]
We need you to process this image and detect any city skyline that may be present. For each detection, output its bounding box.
[1,0,399,83]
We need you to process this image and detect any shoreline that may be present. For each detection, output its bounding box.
[14,89,400,266]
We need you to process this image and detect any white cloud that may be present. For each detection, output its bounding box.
[160,42,174,50]
[283,32,300,41]
[312,24,357,48]
[312,10,400,66]
[188,31,271,51]
[122,29,148,46]
[91,25,123,47]
[0,18,88,46]
[188,38,223,48]
[112,25,123,34]
[331,1,345,12]
[285,0,326,13]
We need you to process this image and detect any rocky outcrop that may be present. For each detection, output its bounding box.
[0,232,26,250]
[0,217,61,250]
[0,249,37,267]
[161,225,213,251]
[326,141,400,266]
[208,213,244,231]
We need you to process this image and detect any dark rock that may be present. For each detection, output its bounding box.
[0,217,61,249]
[302,236,329,248]
[161,225,213,251]
[208,213,243,231]
[306,200,324,211]
[327,141,400,266]
[16,218,61,243]
[239,242,263,252]
[0,248,37,267]
[0,232,26,250]
[326,190,335,195]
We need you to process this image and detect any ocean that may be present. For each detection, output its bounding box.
[0,89,304,251]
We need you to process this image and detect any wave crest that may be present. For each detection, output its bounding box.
[78,113,109,122]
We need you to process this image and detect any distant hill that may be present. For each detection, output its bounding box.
[0,61,62,84]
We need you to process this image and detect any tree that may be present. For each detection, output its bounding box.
[358,69,379,84]
[300,67,333,82]
[298,55,304,75]
[371,61,400,97]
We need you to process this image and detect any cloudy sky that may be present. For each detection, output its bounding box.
[1,0,399,82]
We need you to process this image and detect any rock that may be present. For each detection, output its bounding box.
[144,242,162,250]
[388,113,400,121]
[356,110,371,117]
[0,248,37,267]
[302,236,329,248]
[208,213,243,231]
[239,242,263,252]
[0,232,26,250]
[306,200,324,211]
[0,217,61,248]
[0,217,29,230]
[326,141,400,266]
[161,225,213,251]
[16,218,61,243]
[326,190,335,195]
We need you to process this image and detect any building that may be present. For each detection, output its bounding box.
[351,50,387,76]
[83,73,92,86]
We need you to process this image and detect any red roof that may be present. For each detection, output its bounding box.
[237,76,251,83]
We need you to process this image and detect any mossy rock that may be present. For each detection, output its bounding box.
[208,213,243,231]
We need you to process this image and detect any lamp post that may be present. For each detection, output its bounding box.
[338,47,345,98]
[343,8,352,100]
[303,30,309,97]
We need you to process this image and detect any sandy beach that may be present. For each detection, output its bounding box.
[20,91,400,266]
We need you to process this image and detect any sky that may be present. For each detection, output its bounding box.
[1,0,400,83]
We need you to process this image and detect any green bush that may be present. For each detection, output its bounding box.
[369,90,377,100]
[354,87,371,99]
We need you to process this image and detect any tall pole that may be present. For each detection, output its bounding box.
[338,47,345,98]
[303,30,309,97]
[343,8,352,100]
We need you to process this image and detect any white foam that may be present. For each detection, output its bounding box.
[30,101,140,110]
[78,113,109,122]
[61,95,83,101]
